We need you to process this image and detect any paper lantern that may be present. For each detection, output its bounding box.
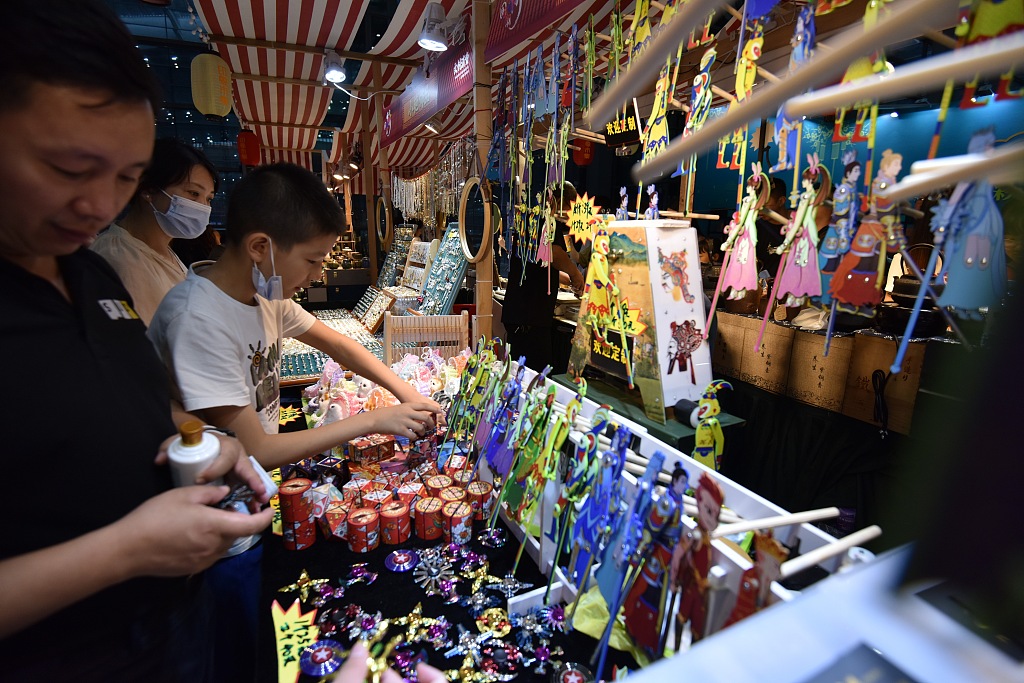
[573,138,595,166]
[191,52,232,121]
[237,130,261,167]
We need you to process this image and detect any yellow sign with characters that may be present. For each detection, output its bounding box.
[272,599,319,683]
[618,297,648,336]
[567,192,601,243]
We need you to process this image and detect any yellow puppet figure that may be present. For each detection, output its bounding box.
[692,380,732,470]
[583,229,619,342]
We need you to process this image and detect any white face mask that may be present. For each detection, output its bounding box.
[252,237,283,300]
[151,190,212,240]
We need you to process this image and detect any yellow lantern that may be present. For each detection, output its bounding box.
[191,52,232,121]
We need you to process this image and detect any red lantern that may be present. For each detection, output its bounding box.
[237,130,261,167]
[573,138,595,166]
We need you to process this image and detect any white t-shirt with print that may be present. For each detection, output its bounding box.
[148,261,316,434]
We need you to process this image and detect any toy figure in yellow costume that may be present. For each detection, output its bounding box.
[692,380,732,470]
[582,229,634,386]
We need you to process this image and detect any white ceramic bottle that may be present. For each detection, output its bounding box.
[167,420,224,488]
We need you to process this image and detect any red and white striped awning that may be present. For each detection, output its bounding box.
[193,1,636,177]
[261,148,316,169]
[193,0,370,171]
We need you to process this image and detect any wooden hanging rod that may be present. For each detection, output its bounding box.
[232,72,404,93]
[210,34,419,67]
[242,120,461,142]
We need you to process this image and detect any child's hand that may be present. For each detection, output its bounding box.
[371,402,438,439]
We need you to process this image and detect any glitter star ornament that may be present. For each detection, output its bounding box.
[413,549,457,596]
[278,568,330,603]
[475,608,511,637]
[462,562,502,594]
[486,572,533,598]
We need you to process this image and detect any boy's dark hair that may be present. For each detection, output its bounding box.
[768,177,787,202]
[226,163,343,248]
[548,181,579,212]
[1,0,162,114]
[133,138,220,205]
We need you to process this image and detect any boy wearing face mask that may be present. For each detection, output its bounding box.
[149,162,440,681]
[148,162,441,469]
[92,137,218,324]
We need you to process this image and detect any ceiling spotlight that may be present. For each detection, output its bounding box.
[418,2,448,52]
[324,52,346,84]
[341,174,351,180]
[890,111,899,118]
[424,120,439,134]
[332,171,344,180]
[348,161,359,170]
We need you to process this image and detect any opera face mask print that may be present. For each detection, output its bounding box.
[252,237,284,300]
[151,190,211,239]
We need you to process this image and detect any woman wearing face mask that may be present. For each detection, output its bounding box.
[92,137,218,324]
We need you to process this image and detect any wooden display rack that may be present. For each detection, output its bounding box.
[475,365,864,657]
[568,219,713,425]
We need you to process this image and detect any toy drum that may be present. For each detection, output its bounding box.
[438,485,467,504]
[466,480,494,521]
[441,501,474,545]
[279,478,316,551]
[414,497,444,541]
[346,507,380,554]
[425,474,453,498]
[380,500,411,545]
[451,469,473,487]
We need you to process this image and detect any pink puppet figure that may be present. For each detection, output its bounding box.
[669,472,724,650]
[723,530,790,628]
[774,157,832,307]
[719,166,770,300]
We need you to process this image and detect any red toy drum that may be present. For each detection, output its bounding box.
[438,485,467,504]
[442,500,474,545]
[414,497,444,541]
[451,469,473,487]
[380,500,411,545]
[346,507,380,553]
[425,474,453,498]
[278,477,316,551]
[466,480,494,521]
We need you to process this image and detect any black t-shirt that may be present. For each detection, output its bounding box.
[0,249,194,679]
[502,221,568,328]
[755,216,785,276]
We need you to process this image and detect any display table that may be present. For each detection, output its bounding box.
[256,515,638,683]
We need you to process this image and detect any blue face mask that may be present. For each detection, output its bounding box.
[151,190,211,240]
[251,237,283,300]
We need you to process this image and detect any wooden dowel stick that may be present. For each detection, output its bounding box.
[632,0,955,182]
[712,507,840,539]
[586,0,731,128]
[780,525,882,579]
[784,32,1024,118]
[711,84,737,102]
[880,141,1024,202]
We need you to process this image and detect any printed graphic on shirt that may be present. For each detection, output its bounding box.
[97,299,140,320]
[248,340,280,423]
